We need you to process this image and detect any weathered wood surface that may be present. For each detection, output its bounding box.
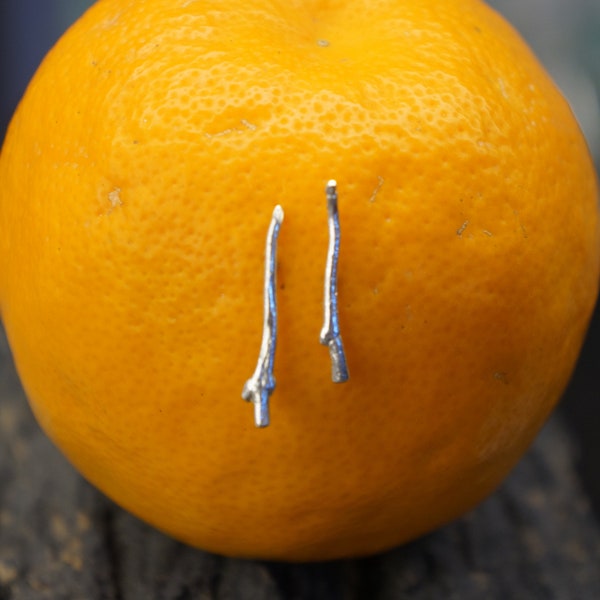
[1,330,600,600]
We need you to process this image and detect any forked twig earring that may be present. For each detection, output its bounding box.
[241,205,284,428]
[319,180,349,383]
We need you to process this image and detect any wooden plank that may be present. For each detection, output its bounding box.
[1,329,599,599]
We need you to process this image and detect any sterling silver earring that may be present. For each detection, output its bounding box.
[319,180,349,383]
[241,205,284,428]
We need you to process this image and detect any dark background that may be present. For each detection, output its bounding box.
[1,0,599,514]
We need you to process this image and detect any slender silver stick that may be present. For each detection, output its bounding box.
[320,180,349,383]
[242,205,284,427]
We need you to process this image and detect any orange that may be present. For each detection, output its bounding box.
[0,0,598,561]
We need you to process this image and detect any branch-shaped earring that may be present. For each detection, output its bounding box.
[242,205,284,427]
[320,180,349,383]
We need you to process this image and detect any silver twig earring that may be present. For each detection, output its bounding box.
[320,180,349,383]
[242,205,284,428]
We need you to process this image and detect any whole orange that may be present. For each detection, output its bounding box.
[0,0,598,561]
